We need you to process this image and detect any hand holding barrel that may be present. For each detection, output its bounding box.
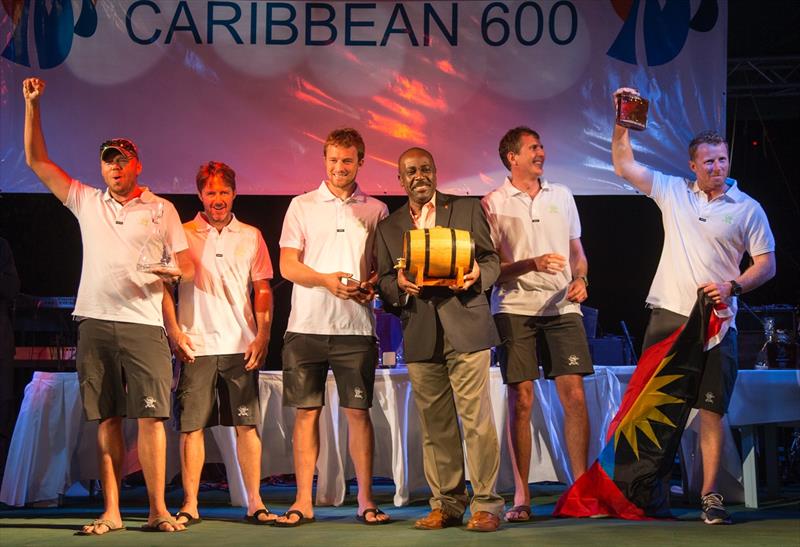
[451,260,480,292]
[397,268,421,297]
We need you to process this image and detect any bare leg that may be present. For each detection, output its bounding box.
[555,375,590,479]
[506,381,533,518]
[236,425,276,522]
[699,409,724,494]
[275,408,320,525]
[138,417,184,531]
[343,408,389,523]
[176,429,204,523]
[81,417,124,535]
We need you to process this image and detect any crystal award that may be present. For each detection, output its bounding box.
[136,202,179,276]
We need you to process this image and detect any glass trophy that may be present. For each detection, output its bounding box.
[137,202,179,276]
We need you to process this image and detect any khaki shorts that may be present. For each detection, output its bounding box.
[76,319,172,420]
[175,353,260,432]
[494,312,594,384]
[643,308,738,416]
[282,332,377,409]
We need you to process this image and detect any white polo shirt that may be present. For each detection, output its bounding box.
[647,171,775,319]
[177,213,273,356]
[280,182,388,336]
[481,177,582,317]
[65,180,188,327]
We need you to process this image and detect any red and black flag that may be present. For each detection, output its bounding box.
[553,292,733,519]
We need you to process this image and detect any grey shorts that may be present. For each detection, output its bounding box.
[282,332,377,409]
[175,353,260,432]
[643,308,738,416]
[76,318,172,421]
[494,312,594,384]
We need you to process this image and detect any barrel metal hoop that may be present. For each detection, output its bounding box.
[448,228,457,278]
[469,238,475,270]
[423,229,431,277]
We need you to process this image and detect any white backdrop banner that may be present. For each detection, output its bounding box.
[0,0,726,195]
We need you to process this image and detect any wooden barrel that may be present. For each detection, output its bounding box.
[402,227,474,282]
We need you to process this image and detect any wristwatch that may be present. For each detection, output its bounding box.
[575,275,589,287]
[729,280,742,297]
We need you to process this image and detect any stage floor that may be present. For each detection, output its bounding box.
[0,481,798,546]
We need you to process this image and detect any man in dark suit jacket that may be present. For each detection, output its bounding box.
[375,147,504,532]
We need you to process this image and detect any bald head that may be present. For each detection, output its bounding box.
[398,147,435,172]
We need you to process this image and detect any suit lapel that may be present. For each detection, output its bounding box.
[388,202,414,258]
[435,191,453,228]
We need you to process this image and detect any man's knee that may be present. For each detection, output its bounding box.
[234,424,258,437]
[556,375,586,409]
[343,407,372,426]
[508,381,534,415]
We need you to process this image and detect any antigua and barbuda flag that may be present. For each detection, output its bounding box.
[553,291,733,519]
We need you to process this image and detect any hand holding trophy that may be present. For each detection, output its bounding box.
[137,202,181,282]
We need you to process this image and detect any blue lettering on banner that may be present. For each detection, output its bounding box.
[208,1,243,44]
[266,3,298,45]
[345,3,376,46]
[481,0,577,47]
[127,0,161,45]
[165,1,202,45]
[381,4,418,47]
[120,1,576,48]
[305,2,336,46]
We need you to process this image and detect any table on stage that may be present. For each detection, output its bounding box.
[3,367,795,509]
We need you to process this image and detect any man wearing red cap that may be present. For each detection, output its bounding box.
[23,78,192,534]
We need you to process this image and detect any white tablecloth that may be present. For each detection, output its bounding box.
[5,367,793,508]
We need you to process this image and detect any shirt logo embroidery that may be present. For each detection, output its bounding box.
[723,214,734,224]
[237,405,249,417]
[704,392,715,404]
[143,396,157,409]
[568,355,580,367]
[548,205,559,214]
[353,387,365,400]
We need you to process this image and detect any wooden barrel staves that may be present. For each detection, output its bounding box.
[402,227,475,287]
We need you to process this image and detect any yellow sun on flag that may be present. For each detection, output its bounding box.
[614,354,686,460]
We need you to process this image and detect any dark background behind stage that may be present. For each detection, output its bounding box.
[1,0,799,369]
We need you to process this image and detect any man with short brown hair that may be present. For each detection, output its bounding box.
[482,126,593,523]
[611,88,776,524]
[162,161,276,526]
[276,128,390,527]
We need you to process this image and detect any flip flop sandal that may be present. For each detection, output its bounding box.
[273,509,316,528]
[356,508,391,525]
[505,505,532,522]
[175,511,203,526]
[243,508,277,525]
[75,519,125,536]
[141,516,187,532]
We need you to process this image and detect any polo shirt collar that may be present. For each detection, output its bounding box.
[103,186,154,205]
[193,211,241,232]
[316,180,366,203]
[690,177,742,203]
[502,176,550,197]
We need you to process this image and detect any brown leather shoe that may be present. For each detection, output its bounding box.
[414,508,462,530]
[466,511,500,532]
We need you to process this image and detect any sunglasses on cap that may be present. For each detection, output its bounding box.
[100,138,139,161]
